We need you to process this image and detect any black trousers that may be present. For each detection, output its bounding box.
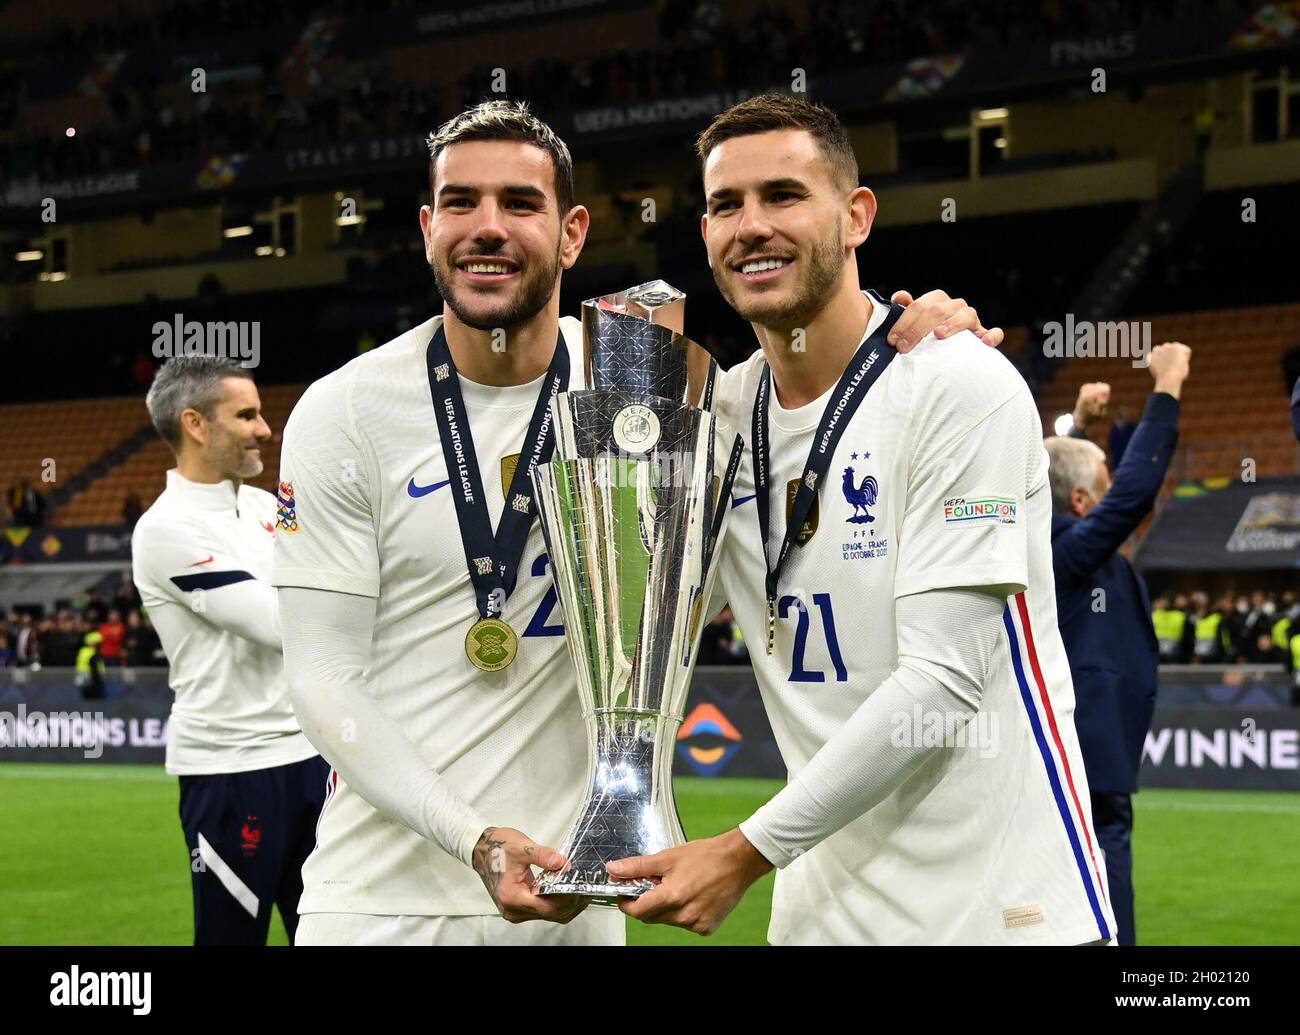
[178,754,330,945]
[1091,790,1135,946]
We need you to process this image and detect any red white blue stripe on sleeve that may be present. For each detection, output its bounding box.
[1003,591,1112,942]
[315,768,338,844]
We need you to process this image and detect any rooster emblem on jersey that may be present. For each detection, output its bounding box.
[842,467,879,523]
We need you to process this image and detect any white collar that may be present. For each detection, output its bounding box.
[165,468,242,513]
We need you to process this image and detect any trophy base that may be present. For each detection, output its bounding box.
[536,866,654,901]
[536,714,685,901]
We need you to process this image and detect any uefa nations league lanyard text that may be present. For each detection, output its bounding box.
[426,324,569,629]
[751,300,902,655]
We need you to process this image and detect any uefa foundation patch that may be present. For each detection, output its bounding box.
[943,496,1017,525]
[276,481,300,533]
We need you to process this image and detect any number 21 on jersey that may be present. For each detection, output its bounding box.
[779,592,847,683]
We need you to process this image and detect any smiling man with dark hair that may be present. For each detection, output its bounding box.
[610,94,1115,946]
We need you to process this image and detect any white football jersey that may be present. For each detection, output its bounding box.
[711,293,1115,945]
[132,470,317,775]
[273,315,616,920]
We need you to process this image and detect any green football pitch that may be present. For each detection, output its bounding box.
[1,764,1297,946]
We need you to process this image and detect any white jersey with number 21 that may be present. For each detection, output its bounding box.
[710,293,1115,945]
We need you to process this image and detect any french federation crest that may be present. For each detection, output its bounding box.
[841,466,879,523]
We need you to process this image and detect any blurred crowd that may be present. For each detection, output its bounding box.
[0,571,166,690]
[0,0,1249,184]
[1152,590,1300,666]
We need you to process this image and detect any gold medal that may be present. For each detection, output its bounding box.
[465,617,518,671]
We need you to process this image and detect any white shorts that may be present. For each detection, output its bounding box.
[296,906,626,946]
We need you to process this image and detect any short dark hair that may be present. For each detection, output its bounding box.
[695,93,859,192]
[427,100,575,215]
[145,356,252,451]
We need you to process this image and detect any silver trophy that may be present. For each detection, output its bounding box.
[531,281,736,898]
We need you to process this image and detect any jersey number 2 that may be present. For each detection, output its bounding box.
[523,553,564,637]
[779,592,847,682]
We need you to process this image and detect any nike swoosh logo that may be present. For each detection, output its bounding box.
[407,477,451,498]
[731,494,757,509]
[187,555,214,567]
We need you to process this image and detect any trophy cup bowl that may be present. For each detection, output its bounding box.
[531,281,725,898]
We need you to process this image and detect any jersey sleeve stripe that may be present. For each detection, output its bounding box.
[1013,591,1109,908]
[1003,594,1112,941]
[169,570,256,592]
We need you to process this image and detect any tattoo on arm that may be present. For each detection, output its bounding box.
[473,827,507,902]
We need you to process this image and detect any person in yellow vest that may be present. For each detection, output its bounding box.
[1191,593,1233,663]
[1291,632,1300,706]
[1151,596,1190,663]
[1275,604,1300,688]
[75,630,107,701]
[1272,612,1291,654]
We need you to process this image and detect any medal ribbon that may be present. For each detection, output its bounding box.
[751,298,903,653]
[426,323,569,621]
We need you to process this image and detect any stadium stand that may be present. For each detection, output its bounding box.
[1037,302,1300,483]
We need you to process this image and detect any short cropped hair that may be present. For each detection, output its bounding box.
[1044,436,1107,515]
[145,356,251,451]
[427,100,575,214]
[695,92,859,192]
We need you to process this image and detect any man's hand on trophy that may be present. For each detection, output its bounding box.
[607,828,773,936]
[888,289,1004,351]
[471,826,590,924]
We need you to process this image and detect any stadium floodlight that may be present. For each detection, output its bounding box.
[977,107,1009,120]
[1053,412,1074,436]
[38,271,68,282]
[335,214,365,226]
[255,245,273,256]
[15,250,43,261]
[222,225,254,238]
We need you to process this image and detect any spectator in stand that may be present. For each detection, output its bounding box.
[79,588,107,626]
[14,612,39,667]
[1273,597,1300,670]
[44,611,83,667]
[1045,340,1190,947]
[127,610,165,666]
[1236,590,1274,661]
[7,479,47,527]
[0,632,12,667]
[1228,594,1252,662]
[1249,630,1286,665]
[112,569,142,614]
[99,609,127,667]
